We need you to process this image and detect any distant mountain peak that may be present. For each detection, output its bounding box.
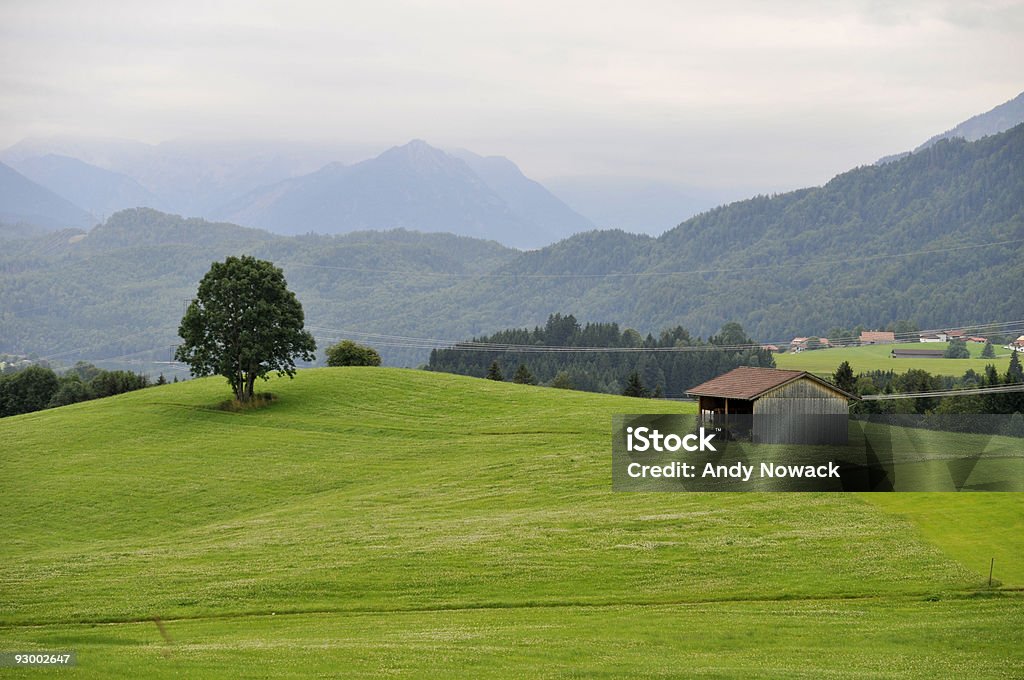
[378,139,458,171]
[213,141,593,248]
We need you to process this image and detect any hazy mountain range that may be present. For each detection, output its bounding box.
[212,140,594,248]
[2,121,1020,371]
[2,90,1021,249]
[0,138,594,248]
[0,137,363,218]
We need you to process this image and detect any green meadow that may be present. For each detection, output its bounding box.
[1,368,1021,677]
[774,341,1016,377]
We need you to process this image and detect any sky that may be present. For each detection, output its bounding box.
[1,0,1022,191]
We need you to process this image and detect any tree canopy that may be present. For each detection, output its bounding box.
[832,361,856,395]
[944,337,970,359]
[326,340,382,367]
[175,256,315,402]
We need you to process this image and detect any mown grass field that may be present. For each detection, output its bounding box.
[1,368,1021,677]
[774,341,1016,377]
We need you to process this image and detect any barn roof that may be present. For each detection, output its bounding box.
[686,366,856,400]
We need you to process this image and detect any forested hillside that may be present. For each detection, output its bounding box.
[1,125,1021,371]
[0,209,518,370]
[419,124,1023,341]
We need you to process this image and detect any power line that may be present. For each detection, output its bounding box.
[861,384,1024,400]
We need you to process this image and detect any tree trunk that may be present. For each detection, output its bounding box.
[245,368,257,402]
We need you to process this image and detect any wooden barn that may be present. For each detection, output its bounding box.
[686,367,855,445]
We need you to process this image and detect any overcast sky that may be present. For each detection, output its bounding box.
[1,0,1021,191]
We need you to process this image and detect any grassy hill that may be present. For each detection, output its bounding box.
[775,342,1017,377]
[1,369,1021,677]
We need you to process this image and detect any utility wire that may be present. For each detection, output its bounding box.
[860,384,1024,400]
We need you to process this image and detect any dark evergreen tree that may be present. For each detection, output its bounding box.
[1006,351,1023,384]
[832,361,857,394]
[981,341,995,359]
[512,364,536,385]
[622,371,647,398]
[980,364,1004,413]
[486,361,503,381]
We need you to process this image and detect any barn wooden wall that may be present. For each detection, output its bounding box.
[753,379,849,444]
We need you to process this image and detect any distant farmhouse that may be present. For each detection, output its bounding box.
[687,367,854,445]
[789,337,831,352]
[859,331,895,345]
[920,329,970,342]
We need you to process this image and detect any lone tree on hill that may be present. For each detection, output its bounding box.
[326,340,381,367]
[981,340,996,359]
[176,256,316,403]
